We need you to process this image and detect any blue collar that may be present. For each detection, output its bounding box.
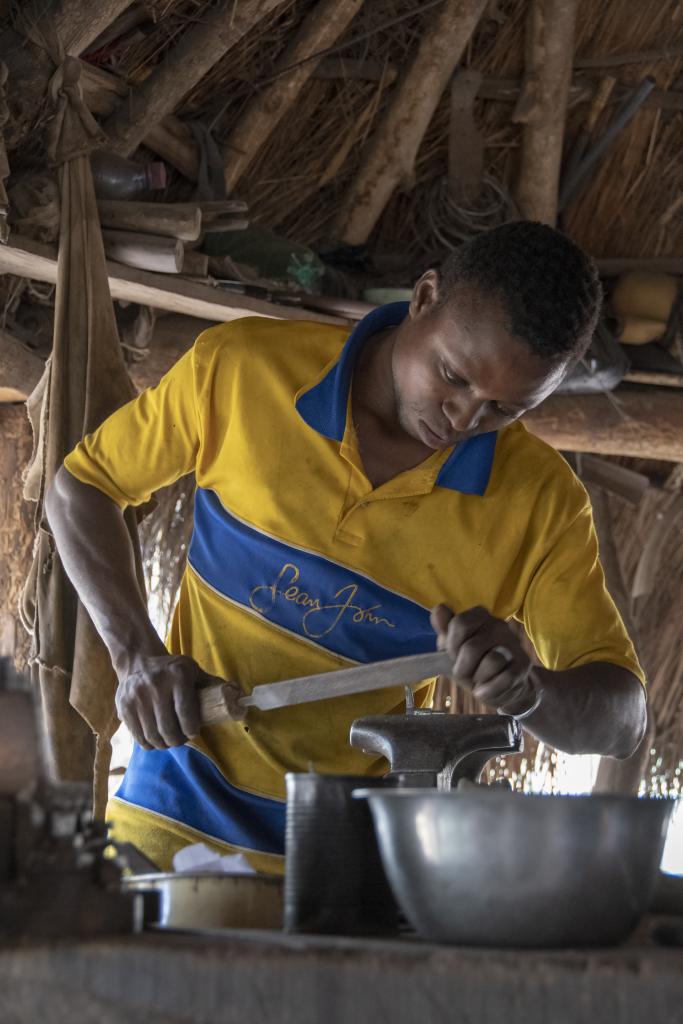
[295,302,497,496]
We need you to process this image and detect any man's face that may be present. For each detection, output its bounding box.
[390,274,570,450]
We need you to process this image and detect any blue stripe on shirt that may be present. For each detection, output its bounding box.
[188,488,436,664]
[115,743,286,856]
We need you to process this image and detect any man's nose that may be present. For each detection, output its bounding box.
[443,396,486,432]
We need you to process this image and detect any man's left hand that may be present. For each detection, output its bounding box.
[430,604,536,716]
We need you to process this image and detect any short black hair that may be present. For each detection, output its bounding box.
[435,221,602,361]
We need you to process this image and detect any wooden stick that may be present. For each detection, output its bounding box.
[201,216,250,234]
[98,200,202,241]
[576,454,650,505]
[102,230,184,274]
[143,116,200,182]
[103,0,290,158]
[0,234,347,328]
[333,0,488,246]
[513,0,579,226]
[181,249,209,277]
[223,0,363,193]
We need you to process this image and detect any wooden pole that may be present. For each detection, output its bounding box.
[223,0,363,193]
[333,0,488,246]
[523,388,683,462]
[513,0,579,226]
[97,200,202,241]
[0,234,346,327]
[143,117,200,182]
[103,0,290,158]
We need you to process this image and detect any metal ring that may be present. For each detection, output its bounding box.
[491,644,514,664]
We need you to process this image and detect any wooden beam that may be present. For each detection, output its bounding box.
[0,234,346,327]
[103,0,289,158]
[223,0,363,193]
[596,257,683,277]
[52,0,137,57]
[524,387,683,461]
[513,0,579,226]
[143,117,200,182]
[333,0,488,246]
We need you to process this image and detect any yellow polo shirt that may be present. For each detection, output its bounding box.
[64,303,643,872]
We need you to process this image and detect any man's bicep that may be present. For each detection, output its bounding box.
[520,504,644,683]
[63,345,201,508]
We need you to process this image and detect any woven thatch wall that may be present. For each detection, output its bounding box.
[0,405,34,670]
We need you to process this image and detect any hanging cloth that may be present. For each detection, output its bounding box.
[20,56,145,818]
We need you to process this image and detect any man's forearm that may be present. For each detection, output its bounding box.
[521,662,647,759]
[45,466,166,677]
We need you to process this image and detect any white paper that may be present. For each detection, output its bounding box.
[172,842,257,875]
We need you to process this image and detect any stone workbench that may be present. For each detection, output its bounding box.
[0,925,681,1024]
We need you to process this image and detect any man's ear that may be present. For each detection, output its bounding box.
[409,270,440,320]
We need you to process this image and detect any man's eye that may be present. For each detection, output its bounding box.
[494,403,518,418]
[443,366,465,385]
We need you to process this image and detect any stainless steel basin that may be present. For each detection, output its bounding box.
[357,789,675,947]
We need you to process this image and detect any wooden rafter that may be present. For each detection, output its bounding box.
[51,0,137,57]
[223,0,363,193]
[103,0,290,158]
[333,0,489,246]
[513,0,579,225]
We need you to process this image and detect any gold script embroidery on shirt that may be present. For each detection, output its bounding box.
[249,562,396,639]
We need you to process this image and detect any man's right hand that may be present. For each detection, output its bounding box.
[115,653,224,749]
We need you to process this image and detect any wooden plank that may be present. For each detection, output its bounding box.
[0,235,347,327]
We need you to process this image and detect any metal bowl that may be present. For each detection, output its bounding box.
[123,872,283,930]
[357,789,675,947]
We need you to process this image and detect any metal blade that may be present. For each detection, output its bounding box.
[239,650,454,711]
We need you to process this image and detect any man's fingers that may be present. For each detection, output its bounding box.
[472,670,530,708]
[155,697,187,747]
[430,604,453,643]
[471,647,518,685]
[123,711,153,751]
[137,701,169,749]
[174,683,201,738]
[445,606,494,649]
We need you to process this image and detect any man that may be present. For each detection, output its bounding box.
[46,221,646,873]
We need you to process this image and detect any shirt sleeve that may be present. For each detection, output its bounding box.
[519,497,645,685]
[63,335,204,508]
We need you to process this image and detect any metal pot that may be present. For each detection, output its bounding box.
[122,871,283,930]
[357,788,676,947]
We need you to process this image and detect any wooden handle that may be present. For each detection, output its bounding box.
[198,683,242,727]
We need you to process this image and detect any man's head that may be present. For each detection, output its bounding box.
[389,221,602,450]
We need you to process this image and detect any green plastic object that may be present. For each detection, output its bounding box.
[203,225,325,294]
